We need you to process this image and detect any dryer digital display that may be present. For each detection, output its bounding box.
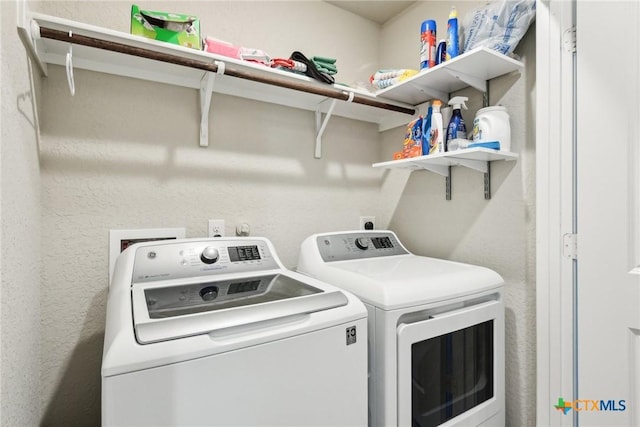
[228,245,261,262]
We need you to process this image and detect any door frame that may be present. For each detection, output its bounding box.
[536,0,576,425]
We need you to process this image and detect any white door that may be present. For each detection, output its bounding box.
[576,1,640,425]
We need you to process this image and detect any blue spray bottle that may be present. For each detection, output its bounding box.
[445,96,468,145]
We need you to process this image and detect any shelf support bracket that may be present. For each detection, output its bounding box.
[17,19,48,77]
[199,62,225,147]
[484,162,492,200]
[414,163,451,200]
[448,159,491,200]
[199,72,216,147]
[315,98,338,159]
[445,166,452,200]
[453,158,488,174]
[409,83,447,103]
[443,68,487,93]
[417,163,450,177]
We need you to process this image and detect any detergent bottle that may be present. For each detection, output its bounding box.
[421,106,433,156]
[446,96,468,144]
[446,7,459,61]
[430,100,445,153]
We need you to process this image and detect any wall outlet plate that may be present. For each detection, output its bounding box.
[359,216,375,230]
[208,219,225,237]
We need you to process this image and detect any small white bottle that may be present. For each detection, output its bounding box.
[430,99,445,153]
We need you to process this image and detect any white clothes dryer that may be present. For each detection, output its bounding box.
[102,237,368,427]
[297,230,505,427]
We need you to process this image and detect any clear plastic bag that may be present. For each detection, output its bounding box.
[462,0,536,56]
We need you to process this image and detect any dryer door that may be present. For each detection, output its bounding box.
[397,300,505,427]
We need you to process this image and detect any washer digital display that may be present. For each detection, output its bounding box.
[228,280,261,295]
[228,245,261,262]
[371,237,394,249]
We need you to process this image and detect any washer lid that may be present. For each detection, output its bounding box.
[132,272,348,344]
[312,256,503,310]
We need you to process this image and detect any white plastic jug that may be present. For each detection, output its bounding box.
[472,106,511,152]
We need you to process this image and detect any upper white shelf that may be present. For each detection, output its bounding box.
[375,47,524,105]
[22,13,415,131]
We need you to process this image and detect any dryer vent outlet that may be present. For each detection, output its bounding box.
[359,216,375,230]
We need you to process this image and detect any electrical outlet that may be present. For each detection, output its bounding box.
[359,216,375,230]
[208,219,225,237]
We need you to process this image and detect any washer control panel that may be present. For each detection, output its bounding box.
[316,231,408,262]
[132,239,278,284]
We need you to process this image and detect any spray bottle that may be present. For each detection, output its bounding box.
[446,96,468,144]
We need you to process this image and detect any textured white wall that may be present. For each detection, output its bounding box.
[34,1,384,425]
[1,1,43,425]
[379,2,537,425]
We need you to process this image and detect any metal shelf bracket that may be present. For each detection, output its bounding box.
[484,162,492,200]
[419,164,452,200]
[445,166,452,200]
[315,98,338,159]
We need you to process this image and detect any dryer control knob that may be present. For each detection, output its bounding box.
[200,247,220,264]
[355,237,369,250]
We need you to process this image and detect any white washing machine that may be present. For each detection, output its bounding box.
[297,230,505,427]
[102,237,368,426]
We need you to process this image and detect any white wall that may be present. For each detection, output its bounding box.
[1,1,43,425]
[379,2,537,425]
[33,1,384,424]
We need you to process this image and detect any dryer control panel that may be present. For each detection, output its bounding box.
[131,239,279,284]
[316,231,409,262]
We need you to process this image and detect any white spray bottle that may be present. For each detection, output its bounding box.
[446,96,468,146]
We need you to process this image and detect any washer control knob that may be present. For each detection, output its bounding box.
[200,247,220,264]
[199,286,219,301]
[355,237,369,250]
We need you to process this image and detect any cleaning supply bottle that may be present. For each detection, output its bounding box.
[421,106,433,155]
[446,96,468,144]
[430,100,445,153]
[420,20,437,70]
[446,7,459,61]
[436,40,446,65]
